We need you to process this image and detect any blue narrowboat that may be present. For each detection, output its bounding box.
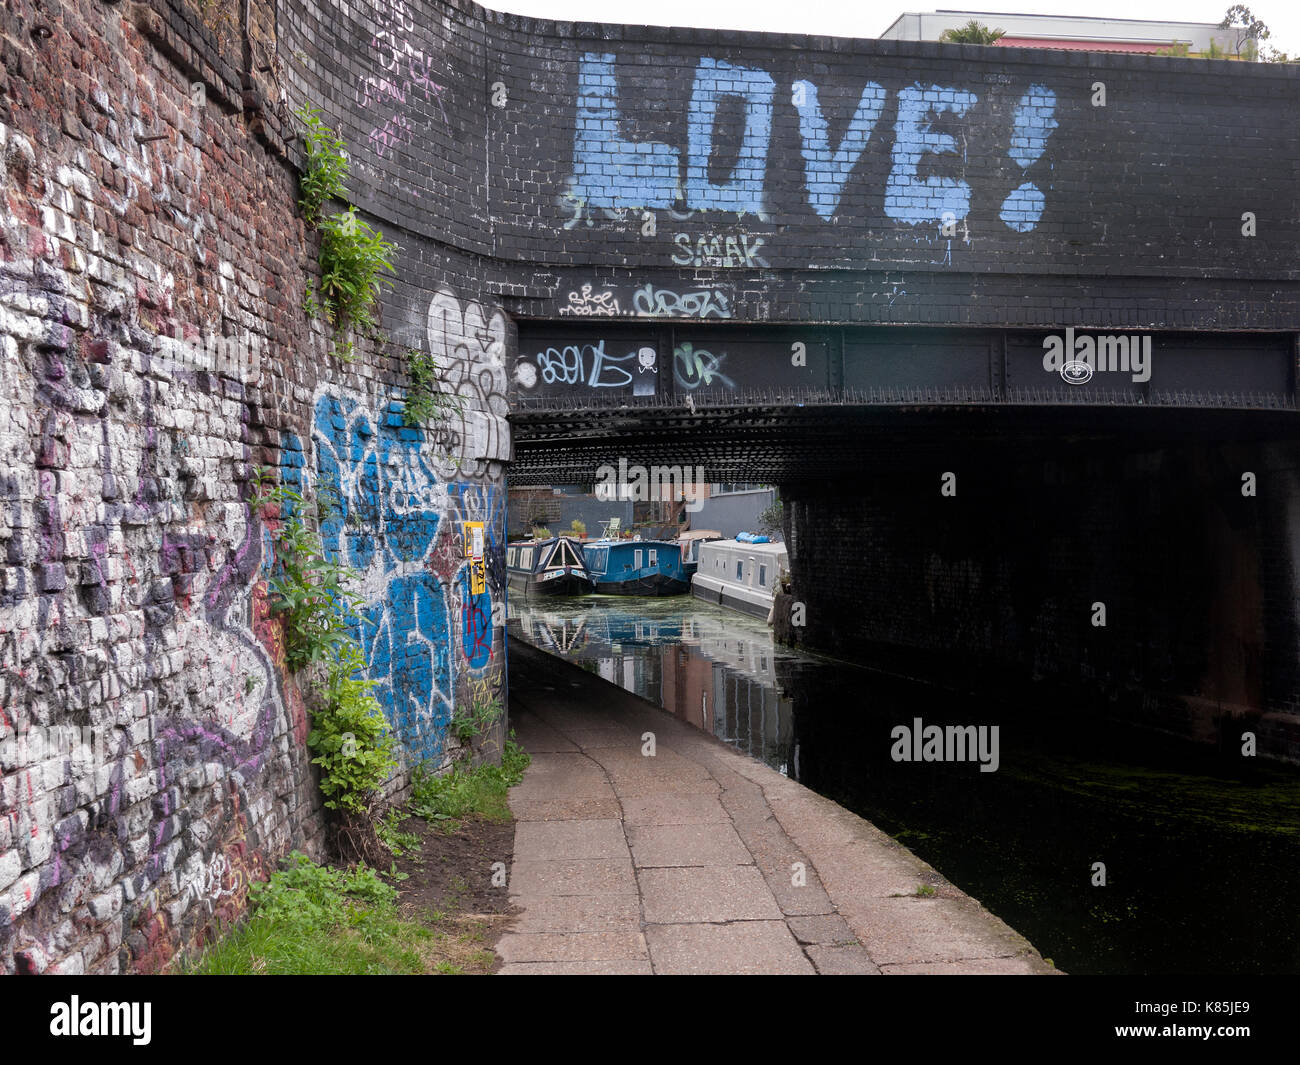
[581,539,690,596]
[506,537,593,595]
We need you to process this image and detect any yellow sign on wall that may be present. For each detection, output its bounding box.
[464,522,486,594]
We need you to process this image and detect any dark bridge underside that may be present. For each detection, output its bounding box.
[508,393,1300,484]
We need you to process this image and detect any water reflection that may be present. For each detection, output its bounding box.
[510,596,794,770]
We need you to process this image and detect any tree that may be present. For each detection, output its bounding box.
[757,492,784,537]
[1219,5,1270,59]
[939,20,1006,45]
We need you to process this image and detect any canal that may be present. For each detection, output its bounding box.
[508,594,1300,975]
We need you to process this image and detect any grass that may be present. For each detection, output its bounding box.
[184,853,433,975]
[407,735,530,831]
[182,738,533,975]
[184,853,505,976]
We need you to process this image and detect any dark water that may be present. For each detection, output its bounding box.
[509,594,1300,975]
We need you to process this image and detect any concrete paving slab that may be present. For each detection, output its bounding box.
[503,636,1055,976]
[840,896,1035,966]
[881,956,1055,975]
[787,914,859,945]
[806,944,881,974]
[626,822,752,868]
[506,894,643,934]
[610,771,723,798]
[620,795,732,826]
[640,866,784,923]
[508,798,624,822]
[513,819,629,861]
[587,747,714,776]
[564,727,644,749]
[498,960,655,975]
[495,930,648,964]
[508,858,638,897]
[645,922,816,975]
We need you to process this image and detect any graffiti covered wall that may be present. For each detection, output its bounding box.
[0,0,511,974]
[310,288,509,768]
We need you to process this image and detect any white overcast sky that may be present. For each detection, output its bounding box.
[483,1,1300,56]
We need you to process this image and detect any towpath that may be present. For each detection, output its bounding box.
[497,638,1058,975]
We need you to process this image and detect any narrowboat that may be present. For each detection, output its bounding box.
[581,538,690,595]
[691,535,788,619]
[506,537,593,595]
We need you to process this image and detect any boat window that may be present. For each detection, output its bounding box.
[736,560,743,580]
[634,549,643,570]
[748,557,756,585]
[648,549,657,567]
[507,547,516,567]
[758,564,767,587]
[520,547,534,569]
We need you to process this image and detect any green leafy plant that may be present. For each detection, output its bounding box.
[403,347,465,428]
[376,809,421,859]
[317,207,396,359]
[569,518,586,538]
[310,640,398,816]
[184,852,443,975]
[292,106,397,362]
[255,472,397,850]
[258,480,362,672]
[450,692,503,747]
[408,735,530,828]
[248,852,396,932]
[531,526,551,540]
[294,103,348,228]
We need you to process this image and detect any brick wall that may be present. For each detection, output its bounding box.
[0,0,510,974]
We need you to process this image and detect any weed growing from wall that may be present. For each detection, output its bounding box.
[317,208,395,361]
[402,346,465,428]
[450,691,503,748]
[293,103,348,227]
[293,106,396,361]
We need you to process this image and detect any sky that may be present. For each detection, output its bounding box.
[482,1,1300,57]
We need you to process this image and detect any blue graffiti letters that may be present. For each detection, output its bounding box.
[632,284,732,319]
[572,53,680,210]
[686,58,776,217]
[793,80,887,221]
[1000,84,1057,232]
[673,342,735,391]
[533,340,640,389]
[884,84,978,226]
[567,54,1056,234]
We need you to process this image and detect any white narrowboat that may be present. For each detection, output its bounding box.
[691,536,788,620]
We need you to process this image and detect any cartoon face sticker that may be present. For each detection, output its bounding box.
[637,347,657,373]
